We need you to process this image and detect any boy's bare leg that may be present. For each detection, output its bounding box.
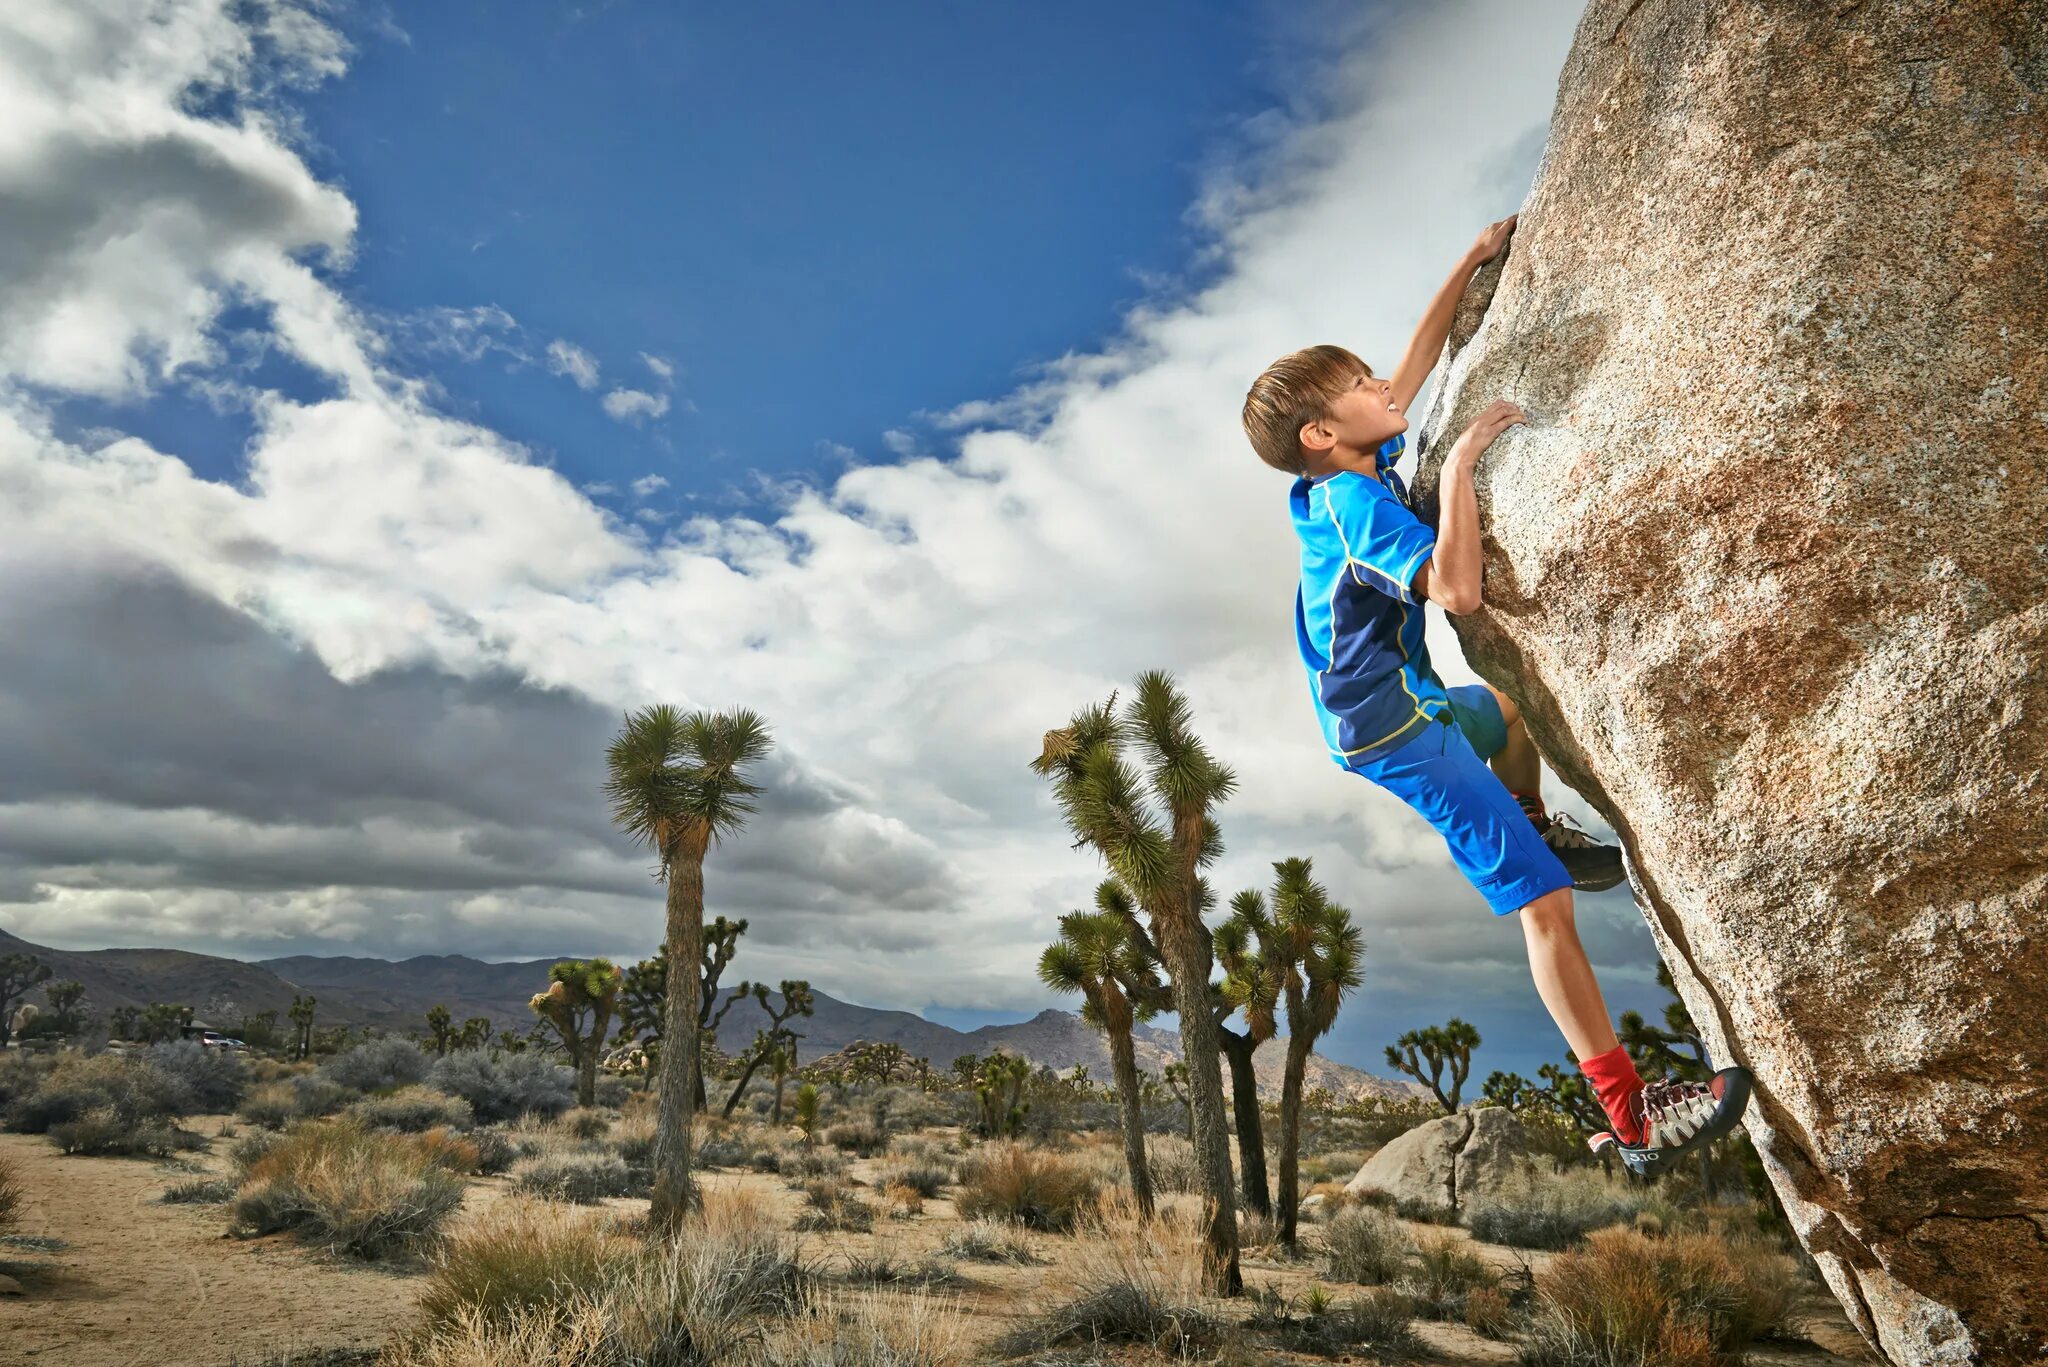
[1483,686,1542,795]
[1518,887,1620,1061]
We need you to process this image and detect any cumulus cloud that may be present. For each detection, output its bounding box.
[640,352,674,382]
[602,387,669,423]
[546,338,601,389]
[630,474,668,497]
[0,0,1660,1064]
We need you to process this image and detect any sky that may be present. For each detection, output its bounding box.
[0,0,1665,1085]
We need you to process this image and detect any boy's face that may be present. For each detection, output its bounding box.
[1316,366,1407,456]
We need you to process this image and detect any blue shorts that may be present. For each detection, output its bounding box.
[1345,684,1572,916]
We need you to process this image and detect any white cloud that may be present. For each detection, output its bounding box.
[546,338,601,389]
[602,387,670,423]
[630,474,668,498]
[640,352,674,382]
[0,0,1649,1040]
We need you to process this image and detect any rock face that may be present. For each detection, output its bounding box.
[1343,1107,1534,1215]
[1410,4,2047,1363]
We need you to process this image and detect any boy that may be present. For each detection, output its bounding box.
[1240,215,1751,1173]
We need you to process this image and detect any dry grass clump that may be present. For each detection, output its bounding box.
[1297,1148,1375,1186]
[1146,1133,1203,1194]
[938,1217,1041,1265]
[349,1086,474,1134]
[0,1153,22,1230]
[230,1118,465,1259]
[161,1176,238,1204]
[511,1149,640,1204]
[996,1190,1221,1357]
[389,1188,808,1366]
[1463,1283,1516,1338]
[237,1082,298,1130]
[559,1107,611,1141]
[778,1148,849,1182]
[1245,1282,1422,1358]
[792,1178,875,1233]
[883,1182,924,1218]
[878,1156,952,1199]
[953,1143,1097,1231]
[1466,1160,1678,1251]
[1321,1205,1415,1285]
[754,1285,970,1366]
[824,1120,888,1157]
[51,1106,185,1157]
[1520,1225,1807,1367]
[1406,1230,1502,1320]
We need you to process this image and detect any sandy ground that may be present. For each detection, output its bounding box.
[0,1116,1876,1366]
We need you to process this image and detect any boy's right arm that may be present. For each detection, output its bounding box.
[1412,400,1526,614]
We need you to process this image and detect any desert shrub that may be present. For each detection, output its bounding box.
[231,1128,284,1171]
[162,1176,237,1204]
[512,1150,640,1204]
[696,1130,750,1169]
[997,1191,1219,1357]
[468,1127,518,1176]
[395,1189,805,1363]
[745,1144,786,1174]
[793,1179,874,1233]
[1146,1133,1203,1194]
[1394,1194,1462,1225]
[879,1158,951,1199]
[954,1144,1098,1232]
[1238,1209,1279,1250]
[838,1243,966,1290]
[1467,1161,1678,1251]
[560,1107,610,1141]
[939,1217,1041,1264]
[6,1052,185,1134]
[825,1120,887,1157]
[752,1284,968,1367]
[1520,1226,1807,1367]
[1406,1230,1500,1319]
[351,1085,474,1134]
[414,1127,485,1175]
[0,1153,22,1230]
[238,1082,297,1130]
[322,1037,429,1093]
[146,1040,249,1112]
[417,1196,640,1329]
[1322,1205,1415,1285]
[1248,1283,1421,1358]
[231,1118,466,1259]
[1463,1283,1516,1338]
[428,1049,574,1124]
[0,1051,49,1112]
[883,1182,923,1219]
[288,1073,355,1118]
[50,1106,182,1156]
[1298,1148,1374,1187]
[778,1148,849,1181]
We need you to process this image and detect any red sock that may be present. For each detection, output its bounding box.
[1510,789,1546,820]
[1580,1043,1647,1146]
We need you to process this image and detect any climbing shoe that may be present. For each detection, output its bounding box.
[1536,810,1627,892]
[1588,1067,1754,1177]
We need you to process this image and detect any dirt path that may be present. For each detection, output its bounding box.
[0,1117,416,1367]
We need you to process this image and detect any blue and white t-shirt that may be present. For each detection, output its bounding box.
[1290,432,1450,768]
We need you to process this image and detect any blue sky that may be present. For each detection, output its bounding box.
[0,1,1668,1087]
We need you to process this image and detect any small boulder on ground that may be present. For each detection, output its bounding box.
[1343,1106,1535,1215]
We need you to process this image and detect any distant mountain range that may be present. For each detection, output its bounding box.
[0,927,1421,1102]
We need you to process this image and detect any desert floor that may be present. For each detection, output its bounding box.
[0,1116,1878,1366]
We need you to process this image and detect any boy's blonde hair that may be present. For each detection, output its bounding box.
[1241,344,1372,476]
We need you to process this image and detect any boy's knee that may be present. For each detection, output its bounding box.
[1517,886,1574,933]
[1483,683,1522,730]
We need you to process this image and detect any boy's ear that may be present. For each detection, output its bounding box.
[1299,417,1334,453]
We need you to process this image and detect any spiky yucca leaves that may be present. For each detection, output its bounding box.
[529,958,622,1108]
[603,704,772,1233]
[1039,886,1165,1216]
[1214,893,1283,1218]
[1253,858,1364,1246]
[1032,671,1241,1294]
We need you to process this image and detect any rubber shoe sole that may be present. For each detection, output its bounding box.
[1588,1066,1754,1177]
[1556,844,1627,893]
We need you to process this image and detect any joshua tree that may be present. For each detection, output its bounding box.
[1385,1018,1481,1114]
[793,1081,821,1146]
[1482,1070,1539,1110]
[142,1001,190,1044]
[617,916,752,1102]
[530,959,623,1107]
[720,980,814,1116]
[1254,858,1363,1246]
[1161,1060,1195,1141]
[1620,960,1710,1080]
[41,980,87,1037]
[288,995,317,1060]
[457,1016,494,1051]
[975,1052,1032,1139]
[604,703,772,1232]
[1039,886,1166,1217]
[109,1005,143,1042]
[765,1040,798,1124]
[1213,892,1282,1218]
[424,1005,454,1056]
[239,1009,281,1051]
[950,1053,981,1089]
[0,954,51,1046]
[1033,672,1242,1294]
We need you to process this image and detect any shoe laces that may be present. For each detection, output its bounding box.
[1629,1075,1715,1145]
[1541,811,1602,849]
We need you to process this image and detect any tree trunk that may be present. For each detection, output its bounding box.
[577,1044,598,1108]
[722,1044,773,1118]
[1278,1032,1311,1246]
[773,1072,786,1125]
[648,831,708,1233]
[1218,1026,1271,1218]
[1154,899,1242,1294]
[1107,1016,1154,1220]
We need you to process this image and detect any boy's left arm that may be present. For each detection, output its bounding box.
[1385,215,1517,413]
